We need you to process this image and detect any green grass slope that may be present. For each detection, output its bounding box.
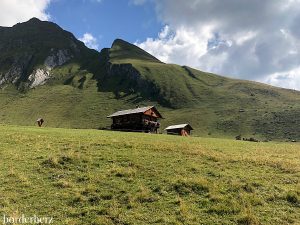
[109,39,161,63]
[0,125,299,224]
[103,40,300,140]
[0,19,299,140]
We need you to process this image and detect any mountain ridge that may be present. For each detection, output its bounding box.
[109,38,162,63]
[0,18,299,141]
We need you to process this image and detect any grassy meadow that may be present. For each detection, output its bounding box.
[0,125,299,224]
[0,38,300,141]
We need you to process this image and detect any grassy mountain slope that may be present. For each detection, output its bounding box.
[101,40,300,140]
[109,39,161,63]
[0,125,299,224]
[0,19,299,140]
[0,18,100,89]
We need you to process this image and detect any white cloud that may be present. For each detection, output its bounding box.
[136,25,214,65]
[79,33,99,50]
[0,0,51,27]
[136,0,300,90]
[263,68,300,90]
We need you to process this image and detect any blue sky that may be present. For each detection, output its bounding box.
[47,0,162,49]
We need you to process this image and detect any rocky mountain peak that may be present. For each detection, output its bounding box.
[0,18,97,89]
[109,38,161,63]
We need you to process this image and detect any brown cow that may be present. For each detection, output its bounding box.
[36,118,44,127]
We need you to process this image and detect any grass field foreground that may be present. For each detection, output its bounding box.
[0,125,299,224]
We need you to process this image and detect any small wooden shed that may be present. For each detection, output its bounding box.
[165,124,193,136]
[107,106,163,133]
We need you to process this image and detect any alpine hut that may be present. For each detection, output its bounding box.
[165,124,193,136]
[107,106,163,133]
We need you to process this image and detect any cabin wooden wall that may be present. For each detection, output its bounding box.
[113,114,142,125]
[142,114,158,122]
[111,114,160,132]
[144,108,160,118]
[167,128,191,136]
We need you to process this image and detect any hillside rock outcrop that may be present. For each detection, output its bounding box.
[0,18,91,89]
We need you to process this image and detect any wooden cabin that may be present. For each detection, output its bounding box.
[165,124,193,136]
[107,106,163,133]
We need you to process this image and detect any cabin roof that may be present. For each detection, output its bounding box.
[165,124,193,130]
[107,106,163,118]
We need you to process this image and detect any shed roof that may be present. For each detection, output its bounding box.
[107,106,162,118]
[165,124,193,130]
